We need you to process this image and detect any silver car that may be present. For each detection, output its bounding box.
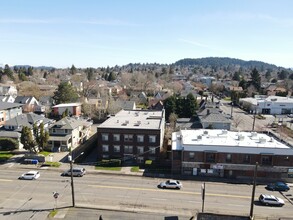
[19,171,40,180]
[259,194,285,206]
[61,167,86,177]
[158,180,182,189]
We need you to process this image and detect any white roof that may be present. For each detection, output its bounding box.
[172,129,293,155]
[53,103,81,107]
[98,110,164,130]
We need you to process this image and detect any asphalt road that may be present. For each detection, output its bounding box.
[0,167,292,219]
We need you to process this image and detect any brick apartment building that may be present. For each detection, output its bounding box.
[172,129,293,181]
[97,109,165,164]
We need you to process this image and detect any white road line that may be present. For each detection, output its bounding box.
[188,200,201,203]
[0,179,12,182]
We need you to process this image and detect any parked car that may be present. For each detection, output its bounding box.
[19,171,40,180]
[61,167,86,177]
[266,182,290,191]
[259,194,285,206]
[158,180,182,189]
[288,114,293,118]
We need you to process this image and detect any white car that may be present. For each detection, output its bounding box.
[259,194,285,206]
[19,171,40,180]
[61,167,86,177]
[158,180,182,189]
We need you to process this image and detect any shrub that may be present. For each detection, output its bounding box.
[0,138,19,150]
[98,159,121,167]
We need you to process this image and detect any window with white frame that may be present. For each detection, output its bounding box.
[137,135,144,143]
[102,145,109,152]
[124,134,133,142]
[137,146,144,154]
[102,133,109,141]
[149,147,156,155]
[114,145,120,153]
[124,145,133,153]
[113,134,120,141]
[149,135,156,143]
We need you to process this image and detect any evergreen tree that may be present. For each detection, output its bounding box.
[185,93,197,117]
[107,72,116,81]
[164,96,176,121]
[53,82,79,104]
[70,64,77,75]
[21,126,37,153]
[4,64,14,80]
[27,66,33,76]
[250,68,261,92]
[232,72,241,81]
[33,123,49,152]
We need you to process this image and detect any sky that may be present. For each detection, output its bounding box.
[0,0,293,68]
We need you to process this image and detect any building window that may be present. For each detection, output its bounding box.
[53,129,56,133]
[137,157,144,164]
[124,145,133,154]
[113,134,120,142]
[261,155,273,165]
[189,152,195,159]
[149,147,156,155]
[124,134,133,142]
[226,154,232,163]
[65,129,68,134]
[205,153,216,163]
[243,155,251,164]
[137,146,144,155]
[114,145,120,153]
[102,145,109,152]
[102,133,109,141]
[137,135,144,143]
[149,135,156,143]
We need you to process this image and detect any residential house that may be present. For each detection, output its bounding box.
[0,95,15,103]
[3,112,53,132]
[97,109,165,164]
[115,100,136,110]
[14,96,40,113]
[0,84,17,97]
[149,100,164,111]
[47,117,92,152]
[52,103,82,117]
[129,91,148,105]
[198,108,231,130]
[0,102,23,126]
[172,129,293,181]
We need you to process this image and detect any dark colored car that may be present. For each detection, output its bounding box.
[266,182,290,191]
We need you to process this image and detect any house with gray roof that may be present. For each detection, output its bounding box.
[0,102,23,127]
[14,96,40,113]
[3,113,53,132]
[47,117,92,152]
[198,108,231,130]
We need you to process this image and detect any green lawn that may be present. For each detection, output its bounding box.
[131,166,140,172]
[95,166,122,171]
[223,97,231,101]
[42,161,61,167]
[0,151,14,162]
[48,209,58,218]
[38,151,51,157]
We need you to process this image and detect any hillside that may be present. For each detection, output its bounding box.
[174,57,281,70]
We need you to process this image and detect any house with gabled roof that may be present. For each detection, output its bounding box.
[3,113,53,132]
[14,96,40,113]
[0,95,15,103]
[0,84,17,97]
[46,117,92,152]
[0,102,23,126]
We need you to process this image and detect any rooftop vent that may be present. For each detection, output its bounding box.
[251,132,257,137]
[197,135,202,140]
[203,131,208,135]
[259,137,266,144]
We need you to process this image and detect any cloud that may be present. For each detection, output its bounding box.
[0,19,55,24]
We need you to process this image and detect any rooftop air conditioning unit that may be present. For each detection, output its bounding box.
[203,131,208,135]
[197,135,202,140]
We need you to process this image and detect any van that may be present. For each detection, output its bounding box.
[62,167,86,177]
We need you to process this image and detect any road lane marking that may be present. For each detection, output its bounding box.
[151,198,167,201]
[88,184,250,199]
[0,179,12,182]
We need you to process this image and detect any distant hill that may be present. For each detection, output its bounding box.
[13,65,55,70]
[174,57,281,70]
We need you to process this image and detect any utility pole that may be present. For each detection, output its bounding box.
[249,162,258,219]
[68,149,75,207]
[252,110,256,131]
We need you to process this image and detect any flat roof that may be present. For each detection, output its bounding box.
[98,110,164,130]
[172,129,293,155]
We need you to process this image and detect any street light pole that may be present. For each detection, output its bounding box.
[252,110,256,131]
[249,162,258,219]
